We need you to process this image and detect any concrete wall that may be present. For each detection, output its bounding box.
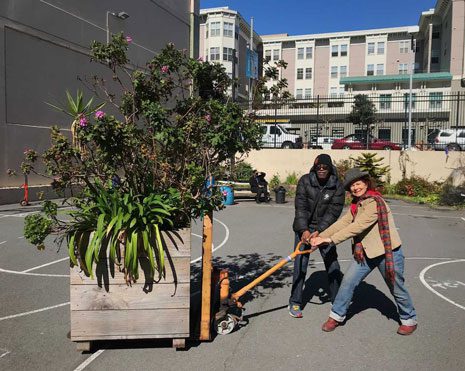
[0,0,196,189]
[244,149,465,184]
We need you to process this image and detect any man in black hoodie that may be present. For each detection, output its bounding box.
[289,154,345,318]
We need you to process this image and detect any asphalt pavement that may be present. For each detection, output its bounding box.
[0,199,465,370]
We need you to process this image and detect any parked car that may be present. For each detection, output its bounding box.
[331,134,401,150]
[432,129,465,151]
[260,124,303,149]
[308,136,335,150]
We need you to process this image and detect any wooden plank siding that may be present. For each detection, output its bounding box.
[70,228,191,342]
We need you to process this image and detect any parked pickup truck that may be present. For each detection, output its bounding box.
[260,124,303,149]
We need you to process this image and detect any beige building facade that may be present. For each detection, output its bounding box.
[199,7,260,101]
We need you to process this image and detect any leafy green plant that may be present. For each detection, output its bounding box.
[19,33,262,280]
[285,172,299,185]
[234,162,254,181]
[269,174,281,191]
[350,153,390,187]
[334,159,353,182]
[438,183,465,206]
[394,176,441,198]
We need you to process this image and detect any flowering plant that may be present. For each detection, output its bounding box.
[20,33,262,281]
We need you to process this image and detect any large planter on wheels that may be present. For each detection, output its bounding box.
[70,228,191,350]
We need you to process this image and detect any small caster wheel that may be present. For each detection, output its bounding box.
[214,314,237,335]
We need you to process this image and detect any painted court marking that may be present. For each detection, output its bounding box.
[0,302,70,322]
[419,259,465,311]
[0,348,10,359]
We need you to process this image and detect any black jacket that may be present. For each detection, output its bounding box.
[292,165,345,234]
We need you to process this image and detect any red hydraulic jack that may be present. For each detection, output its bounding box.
[213,241,315,335]
[20,174,30,206]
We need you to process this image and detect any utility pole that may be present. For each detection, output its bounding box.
[407,36,416,149]
[248,17,254,112]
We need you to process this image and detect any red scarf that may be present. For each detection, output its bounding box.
[350,189,395,287]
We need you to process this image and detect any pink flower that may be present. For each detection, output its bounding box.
[161,65,169,73]
[95,110,105,120]
[126,36,133,43]
[197,56,204,62]
[23,148,31,155]
[204,114,211,123]
[79,116,88,127]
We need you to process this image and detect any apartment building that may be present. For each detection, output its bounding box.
[199,7,261,100]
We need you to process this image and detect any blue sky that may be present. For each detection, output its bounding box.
[200,0,437,35]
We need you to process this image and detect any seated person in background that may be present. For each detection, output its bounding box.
[249,170,270,203]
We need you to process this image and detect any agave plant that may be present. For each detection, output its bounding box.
[67,183,178,283]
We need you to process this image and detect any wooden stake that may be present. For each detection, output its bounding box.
[199,211,213,341]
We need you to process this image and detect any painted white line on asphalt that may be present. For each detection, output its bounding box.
[190,217,230,264]
[0,268,69,277]
[0,241,6,245]
[22,257,69,273]
[393,212,463,219]
[73,350,105,371]
[0,302,70,322]
[0,348,10,358]
[461,217,465,222]
[419,259,465,311]
[18,236,24,239]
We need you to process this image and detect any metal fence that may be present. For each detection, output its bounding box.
[247,92,465,149]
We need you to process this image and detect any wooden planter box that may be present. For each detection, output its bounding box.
[70,228,191,350]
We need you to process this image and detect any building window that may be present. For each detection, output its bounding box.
[273,49,280,61]
[378,128,391,140]
[210,21,221,37]
[398,63,408,74]
[205,23,209,38]
[404,93,417,109]
[429,92,443,109]
[304,88,312,99]
[205,48,208,61]
[431,49,440,64]
[376,64,384,75]
[264,49,271,62]
[331,45,338,57]
[235,26,239,39]
[340,44,348,57]
[331,66,338,78]
[339,87,345,97]
[332,127,344,138]
[399,40,409,53]
[223,22,234,37]
[367,64,374,76]
[379,94,392,109]
[296,68,303,80]
[305,68,312,79]
[296,89,303,99]
[432,31,440,39]
[367,42,375,55]
[306,47,313,59]
[297,47,304,60]
[210,47,220,61]
[377,42,385,55]
[223,47,234,62]
[340,65,347,78]
[330,87,338,97]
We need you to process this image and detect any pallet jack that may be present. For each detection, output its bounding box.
[213,241,315,335]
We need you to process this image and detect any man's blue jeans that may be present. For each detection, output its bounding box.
[330,246,417,326]
[290,232,343,305]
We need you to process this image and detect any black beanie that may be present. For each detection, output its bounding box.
[314,154,333,168]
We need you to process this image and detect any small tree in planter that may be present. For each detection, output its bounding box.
[19,34,262,346]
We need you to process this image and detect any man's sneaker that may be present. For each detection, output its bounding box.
[397,324,417,335]
[321,317,340,332]
[288,304,303,318]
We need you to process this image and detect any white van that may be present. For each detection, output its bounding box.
[260,124,303,149]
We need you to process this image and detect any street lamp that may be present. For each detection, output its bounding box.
[106,11,129,44]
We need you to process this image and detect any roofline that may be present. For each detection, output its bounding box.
[261,26,419,43]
